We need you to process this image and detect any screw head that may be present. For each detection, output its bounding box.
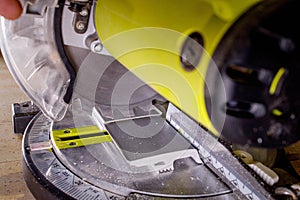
[76,21,85,31]
[90,41,103,53]
[80,9,88,17]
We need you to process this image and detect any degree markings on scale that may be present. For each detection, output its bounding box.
[27,115,110,200]
[169,117,259,200]
[27,112,267,200]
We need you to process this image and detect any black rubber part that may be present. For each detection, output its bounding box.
[54,0,77,104]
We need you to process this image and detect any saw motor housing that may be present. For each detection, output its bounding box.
[1,0,300,199]
[95,0,300,147]
[1,0,300,148]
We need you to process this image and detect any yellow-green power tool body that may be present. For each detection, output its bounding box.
[94,0,300,148]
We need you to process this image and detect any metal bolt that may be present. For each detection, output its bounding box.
[69,142,76,146]
[64,129,71,134]
[291,184,300,197]
[90,40,103,53]
[275,187,297,200]
[76,21,85,31]
[80,9,88,17]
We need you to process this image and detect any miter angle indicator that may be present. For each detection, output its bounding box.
[52,125,112,149]
[24,114,124,200]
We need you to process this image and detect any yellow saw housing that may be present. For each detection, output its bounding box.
[94,0,260,135]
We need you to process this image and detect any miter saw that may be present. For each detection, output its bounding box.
[1,0,300,199]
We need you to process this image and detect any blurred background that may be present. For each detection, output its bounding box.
[0,51,34,200]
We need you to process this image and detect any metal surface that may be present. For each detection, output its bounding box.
[61,1,110,56]
[2,0,299,199]
[21,101,276,199]
[23,114,115,200]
